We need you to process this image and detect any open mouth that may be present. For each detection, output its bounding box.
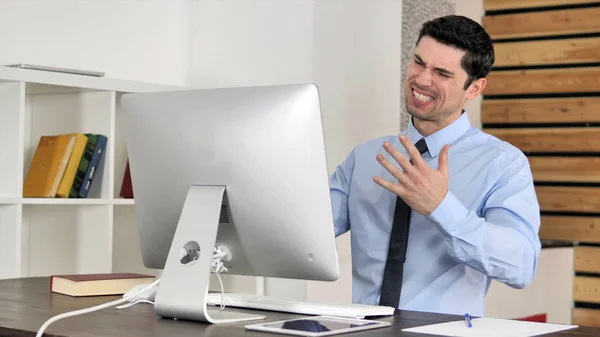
[412,88,435,103]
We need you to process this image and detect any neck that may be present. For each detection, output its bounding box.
[413,110,462,137]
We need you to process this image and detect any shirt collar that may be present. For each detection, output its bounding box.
[406,110,471,158]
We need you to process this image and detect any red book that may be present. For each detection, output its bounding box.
[119,160,133,198]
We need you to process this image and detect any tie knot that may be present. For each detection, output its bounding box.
[415,138,428,156]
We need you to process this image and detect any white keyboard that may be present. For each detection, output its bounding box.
[206,292,395,318]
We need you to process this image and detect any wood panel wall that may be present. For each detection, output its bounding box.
[482,0,600,326]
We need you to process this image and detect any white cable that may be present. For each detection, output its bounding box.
[212,246,229,311]
[36,278,160,337]
[116,246,230,311]
[37,247,230,335]
[214,272,226,311]
[115,299,155,309]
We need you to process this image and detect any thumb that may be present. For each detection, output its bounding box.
[438,144,450,177]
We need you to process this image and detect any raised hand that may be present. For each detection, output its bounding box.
[373,136,450,216]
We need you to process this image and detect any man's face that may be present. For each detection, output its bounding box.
[404,35,478,123]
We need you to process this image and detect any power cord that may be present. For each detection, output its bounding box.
[36,245,233,336]
[211,245,230,311]
[117,245,230,311]
[35,278,161,337]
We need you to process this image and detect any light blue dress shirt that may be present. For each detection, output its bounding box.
[329,112,541,317]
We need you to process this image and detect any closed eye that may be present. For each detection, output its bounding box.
[414,55,425,66]
[414,54,454,78]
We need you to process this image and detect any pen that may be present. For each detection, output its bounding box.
[464,313,472,328]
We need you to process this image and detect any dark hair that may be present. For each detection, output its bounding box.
[416,15,495,90]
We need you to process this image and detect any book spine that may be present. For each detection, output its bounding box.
[50,136,76,197]
[56,133,88,198]
[78,135,107,198]
[119,159,133,198]
[70,134,98,198]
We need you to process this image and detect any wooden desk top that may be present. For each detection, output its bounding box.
[0,277,598,337]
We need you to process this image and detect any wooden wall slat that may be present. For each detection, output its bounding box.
[483,67,600,96]
[575,246,600,273]
[494,37,600,67]
[484,1,600,326]
[573,276,600,303]
[540,216,600,242]
[483,1,600,326]
[529,157,600,182]
[482,98,600,124]
[483,7,600,40]
[485,128,600,152]
[484,0,600,11]
[536,186,600,212]
[573,308,600,328]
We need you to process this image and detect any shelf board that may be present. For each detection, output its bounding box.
[0,197,19,205]
[21,198,111,205]
[113,199,135,205]
[13,198,136,206]
[0,66,184,94]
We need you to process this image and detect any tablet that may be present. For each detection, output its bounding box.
[245,315,392,336]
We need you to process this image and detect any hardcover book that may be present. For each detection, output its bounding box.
[78,134,108,198]
[23,134,76,197]
[119,160,133,198]
[50,272,154,297]
[55,133,88,198]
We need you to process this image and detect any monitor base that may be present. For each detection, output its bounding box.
[153,185,266,324]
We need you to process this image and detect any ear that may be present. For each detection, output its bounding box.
[465,78,486,100]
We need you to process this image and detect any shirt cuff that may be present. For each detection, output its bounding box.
[427,191,470,236]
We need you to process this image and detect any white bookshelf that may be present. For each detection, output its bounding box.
[0,66,183,280]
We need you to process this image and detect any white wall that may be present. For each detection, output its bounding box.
[0,0,188,86]
[187,0,316,297]
[485,248,574,324]
[313,0,403,171]
[187,0,314,90]
[450,0,484,128]
[306,0,403,303]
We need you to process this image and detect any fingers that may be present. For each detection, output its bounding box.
[438,144,450,177]
[376,154,410,184]
[382,141,418,176]
[399,136,427,167]
[373,176,405,196]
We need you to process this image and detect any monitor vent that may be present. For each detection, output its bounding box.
[219,204,230,224]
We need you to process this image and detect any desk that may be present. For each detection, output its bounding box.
[0,277,598,337]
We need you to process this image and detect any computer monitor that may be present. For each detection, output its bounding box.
[120,83,340,324]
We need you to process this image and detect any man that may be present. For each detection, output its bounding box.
[329,15,541,317]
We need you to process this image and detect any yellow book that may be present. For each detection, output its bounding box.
[23,134,76,198]
[55,133,88,198]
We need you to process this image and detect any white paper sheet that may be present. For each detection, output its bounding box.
[402,317,578,337]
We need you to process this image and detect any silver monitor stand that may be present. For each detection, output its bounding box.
[154,185,266,323]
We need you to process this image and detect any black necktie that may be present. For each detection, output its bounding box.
[379,138,428,308]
